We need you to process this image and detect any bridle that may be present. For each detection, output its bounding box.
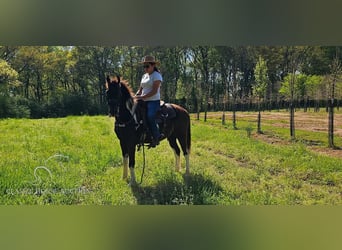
[106,75,135,128]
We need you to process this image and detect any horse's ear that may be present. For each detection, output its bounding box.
[106,75,111,84]
[116,74,120,83]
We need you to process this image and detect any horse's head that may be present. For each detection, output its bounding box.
[106,75,122,117]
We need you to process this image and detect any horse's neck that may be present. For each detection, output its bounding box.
[118,93,134,118]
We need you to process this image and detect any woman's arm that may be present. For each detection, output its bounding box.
[136,80,161,100]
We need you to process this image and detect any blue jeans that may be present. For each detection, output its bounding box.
[146,100,160,140]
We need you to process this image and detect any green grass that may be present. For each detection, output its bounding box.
[0,115,341,205]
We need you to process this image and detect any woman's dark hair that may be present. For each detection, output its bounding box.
[152,63,160,73]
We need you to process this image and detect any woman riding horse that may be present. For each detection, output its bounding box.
[135,55,163,148]
[106,75,191,185]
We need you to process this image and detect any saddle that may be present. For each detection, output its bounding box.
[136,100,177,144]
[156,101,177,123]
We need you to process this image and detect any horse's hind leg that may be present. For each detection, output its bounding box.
[167,136,181,172]
[178,136,190,175]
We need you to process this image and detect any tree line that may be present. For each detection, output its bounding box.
[1,46,341,120]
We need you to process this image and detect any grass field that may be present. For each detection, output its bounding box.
[0,111,341,205]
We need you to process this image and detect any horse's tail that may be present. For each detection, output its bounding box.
[187,121,191,154]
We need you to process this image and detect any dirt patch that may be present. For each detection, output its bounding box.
[308,146,342,159]
[202,111,342,137]
[253,132,290,145]
[254,131,342,159]
[246,112,342,137]
[194,111,342,159]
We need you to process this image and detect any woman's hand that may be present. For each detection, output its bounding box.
[134,95,144,101]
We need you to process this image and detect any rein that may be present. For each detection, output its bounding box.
[139,143,146,185]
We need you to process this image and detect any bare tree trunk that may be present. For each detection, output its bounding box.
[203,72,210,123]
[222,87,227,125]
[328,98,334,148]
[289,68,296,141]
[232,95,237,130]
[222,89,226,125]
[289,67,296,140]
[257,110,261,134]
[328,50,341,149]
[290,102,295,140]
[36,72,42,103]
[257,100,262,134]
[328,69,336,148]
[194,72,200,120]
[304,97,308,112]
[222,111,226,125]
[204,93,208,122]
[24,76,29,99]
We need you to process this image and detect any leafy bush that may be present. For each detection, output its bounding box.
[0,95,30,118]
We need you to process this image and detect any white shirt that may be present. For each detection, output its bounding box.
[140,71,162,101]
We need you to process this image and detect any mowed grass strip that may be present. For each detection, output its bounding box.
[0,115,341,205]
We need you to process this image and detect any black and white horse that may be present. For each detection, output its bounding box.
[106,75,191,185]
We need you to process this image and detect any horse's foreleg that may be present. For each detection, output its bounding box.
[128,146,137,186]
[123,154,129,179]
[129,168,136,185]
[120,141,129,180]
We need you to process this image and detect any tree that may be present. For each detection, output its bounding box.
[0,56,27,118]
[255,46,286,109]
[253,56,269,133]
[282,46,309,140]
[230,47,250,130]
[327,49,342,148]
[72,46,120,107]
[120,46,145,91]
[191,46,211,122]
[0,59,18,86]
[2,45,342,119]
[305,75,323,112]
[214,46,235,125]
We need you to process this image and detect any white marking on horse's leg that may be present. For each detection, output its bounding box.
[185,154,190,175]
[129,167,137,186]
[173,149,181,172]
[123,155,129,179]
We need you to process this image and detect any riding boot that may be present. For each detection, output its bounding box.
[148,137,160,148]
[159,133,166,141]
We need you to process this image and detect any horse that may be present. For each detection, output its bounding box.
[105,75,191,185]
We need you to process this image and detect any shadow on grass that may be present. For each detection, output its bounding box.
[131,173,223,205]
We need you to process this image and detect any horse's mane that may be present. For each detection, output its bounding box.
[106,75,134,98]
[120,79,134,98]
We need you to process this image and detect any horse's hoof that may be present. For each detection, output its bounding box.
[128,181,138,187]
